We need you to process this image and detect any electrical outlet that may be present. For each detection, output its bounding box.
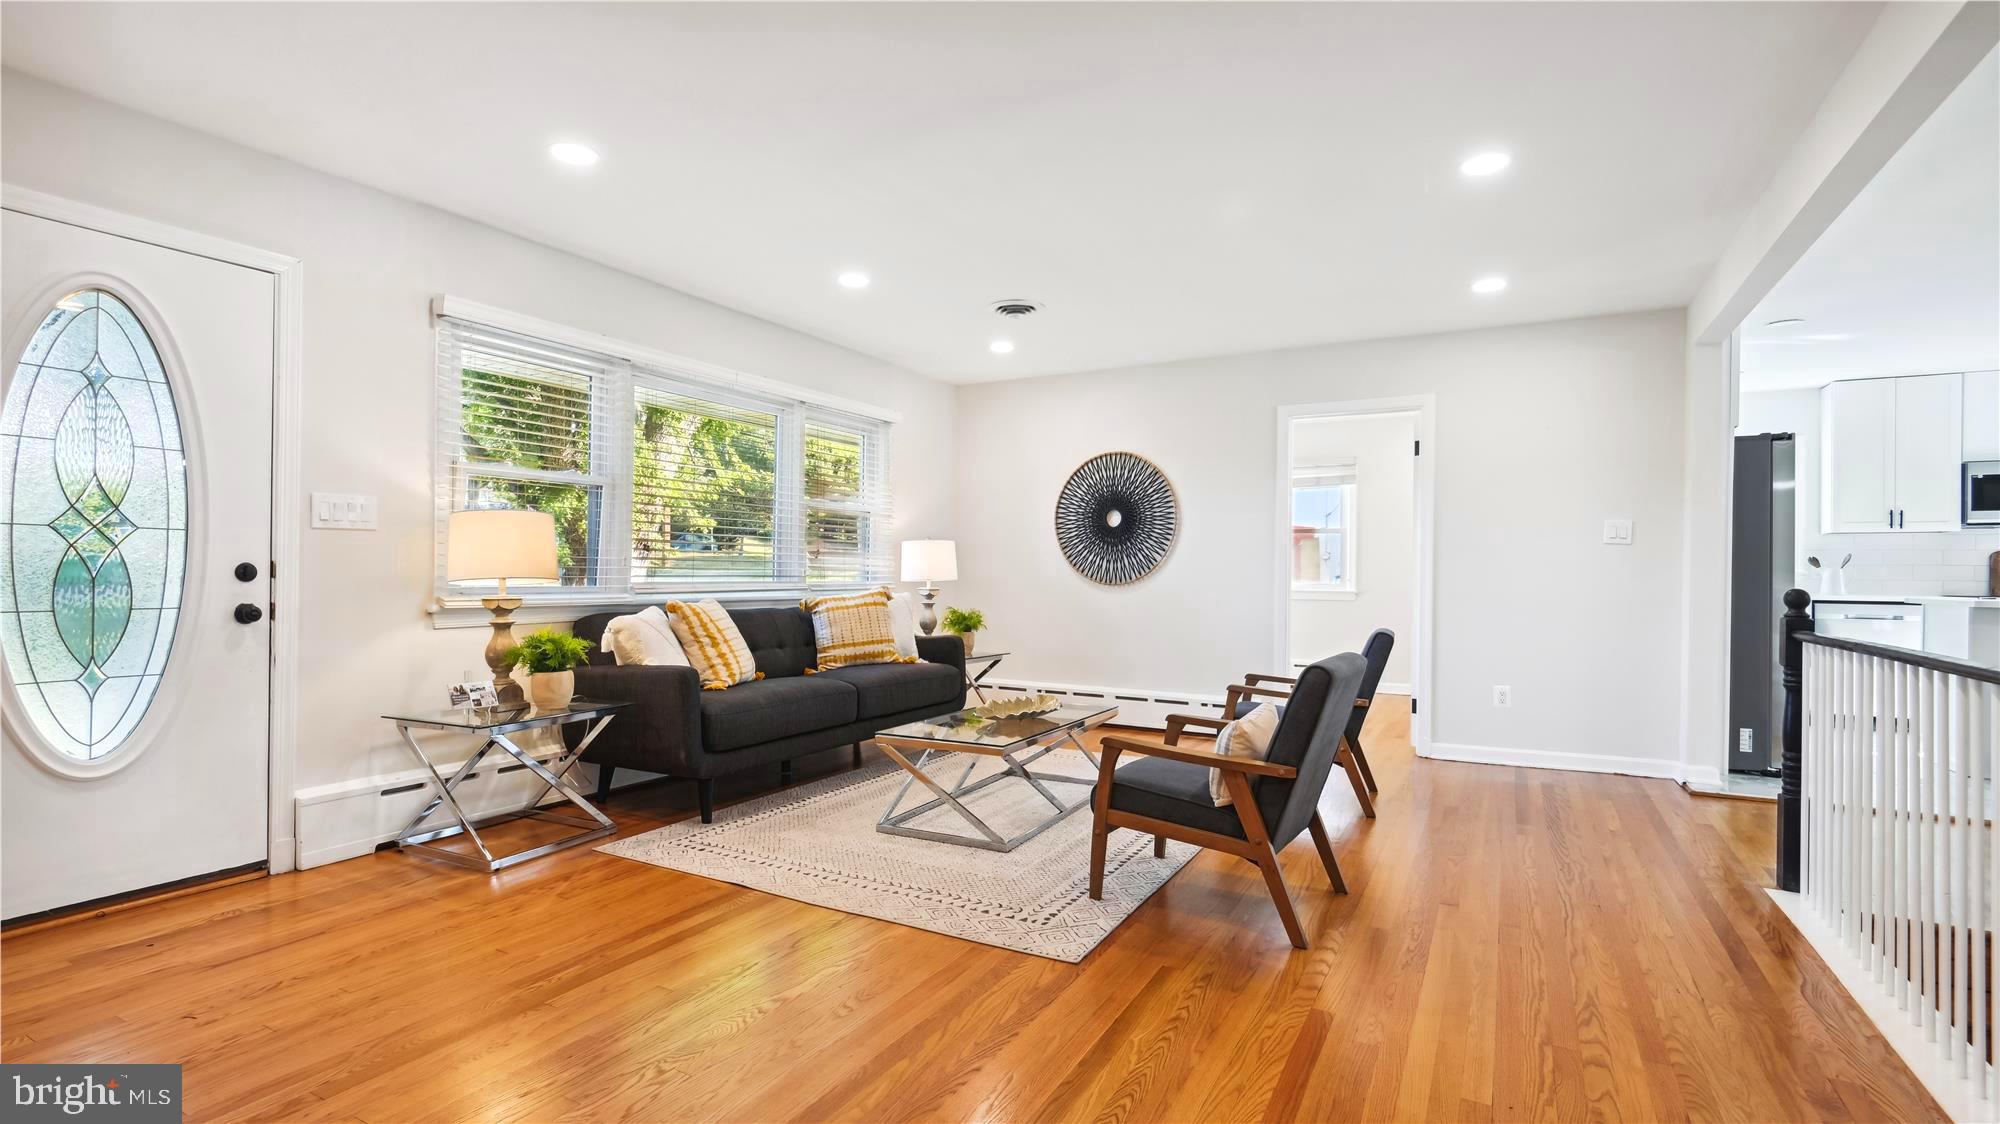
[1493,685,1512,708]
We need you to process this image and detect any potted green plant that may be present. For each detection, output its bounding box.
[941,607,985,656]
[501,629,594,711]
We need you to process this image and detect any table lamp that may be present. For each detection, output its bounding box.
[899,539,958,635]
[447,509,560,706]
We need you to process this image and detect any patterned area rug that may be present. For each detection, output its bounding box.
[599,751,1199,962]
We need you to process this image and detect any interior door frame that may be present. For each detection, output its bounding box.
[1273,394,1436,757]
[3,184,305,874]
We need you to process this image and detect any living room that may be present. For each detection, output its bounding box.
[2,2,1997,1121]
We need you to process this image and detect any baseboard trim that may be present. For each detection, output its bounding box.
[1424,741,1681,780]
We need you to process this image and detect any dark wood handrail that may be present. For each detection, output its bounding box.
[1795,631,2000,687]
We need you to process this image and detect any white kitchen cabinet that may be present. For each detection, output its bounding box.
[1896,373,1964,530]
[1820,373,1963,533]
[1963,370,2000,460]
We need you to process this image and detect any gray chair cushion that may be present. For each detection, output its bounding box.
[1106,756,1246,840]
[698,676,857,752]
[813,661,963,719]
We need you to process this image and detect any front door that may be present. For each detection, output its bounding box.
[1,207,275,920]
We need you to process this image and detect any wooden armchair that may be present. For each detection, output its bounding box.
[1089,652,1369,949]
[1169,628,1397,819]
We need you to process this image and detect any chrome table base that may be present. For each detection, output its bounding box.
[392,715,617,872]
[875,731,1101,852]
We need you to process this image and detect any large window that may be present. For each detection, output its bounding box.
[1290,463,1356,593]
[436,316,891,603]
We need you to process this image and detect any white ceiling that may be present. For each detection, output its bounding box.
[1741,48,2000,394]
[2,2,1881,383]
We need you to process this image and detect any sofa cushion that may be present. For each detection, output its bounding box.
[698,676,857,752]
[814,661,963,720]
[1107,756,1248,840]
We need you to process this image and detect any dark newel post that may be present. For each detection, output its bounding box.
[1777,588,1813,892]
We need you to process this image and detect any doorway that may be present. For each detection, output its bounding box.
[1275,396,1435,755]
[0,199,295,920]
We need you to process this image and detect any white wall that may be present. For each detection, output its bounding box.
[1739,387,2000,596]
[952,308,1688,774]
[1288,413,1415,688]
[0,72,959,795]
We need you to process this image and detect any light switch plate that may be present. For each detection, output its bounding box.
[311,492,378,530]
[1602,518,1633,545]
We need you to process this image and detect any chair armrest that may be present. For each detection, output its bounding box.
[1244,672,1298,687]
[565,664,704,775]
[1223,682,1294,715]
[1162,712,1227,746]
[1099,734,1298,778]
[1354,698,1370,709]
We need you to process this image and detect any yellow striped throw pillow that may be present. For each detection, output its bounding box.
[665,600,763,690]
[800,589,913,672]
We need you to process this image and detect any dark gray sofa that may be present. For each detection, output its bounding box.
[564,606,967,821]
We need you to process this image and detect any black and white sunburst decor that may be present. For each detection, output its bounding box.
[1053,452,1178,585]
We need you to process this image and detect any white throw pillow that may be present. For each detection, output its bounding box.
[1210,701,1281,806]
[603,606,690,667]
[885,590,921,661]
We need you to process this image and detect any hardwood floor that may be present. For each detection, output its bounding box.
[2,701,1943,1122]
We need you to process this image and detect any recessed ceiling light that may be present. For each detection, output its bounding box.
[1459,151,1512,177]
[1470,276,1508,294]
[1764,317,1805,327]
[837,271,870,290]
[990,340,1015,355]
[548,142,599,168]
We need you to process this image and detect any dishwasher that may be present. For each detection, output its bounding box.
[1812,600,1925,652]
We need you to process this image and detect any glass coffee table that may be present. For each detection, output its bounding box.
[873,701,1118,852]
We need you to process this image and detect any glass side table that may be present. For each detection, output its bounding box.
[382,698,628,872]
[961,650,1009,703]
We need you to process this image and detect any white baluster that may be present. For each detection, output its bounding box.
[1956,670,1971,1075]
[1974,677,1991,1098]
[1919,665,1933,1034]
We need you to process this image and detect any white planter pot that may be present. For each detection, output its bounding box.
[528,669,576,712]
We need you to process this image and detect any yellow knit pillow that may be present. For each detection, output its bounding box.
[665,600,763,690]
[800,589,913,672]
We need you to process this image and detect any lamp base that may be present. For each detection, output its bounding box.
[481,595,526,707]
[917,584,939,635]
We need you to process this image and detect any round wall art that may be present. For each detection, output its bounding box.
[1053,451,1178,585]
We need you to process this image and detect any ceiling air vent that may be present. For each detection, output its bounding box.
[991,300,1040,318]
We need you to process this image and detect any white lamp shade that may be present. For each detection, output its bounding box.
[900,539,958,582]
[446,509,561,583]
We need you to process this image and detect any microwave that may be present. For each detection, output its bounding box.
[1967,461,2000,525]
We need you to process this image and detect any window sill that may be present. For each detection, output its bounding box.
[429,584,882,630]
[1291,588,1359,601]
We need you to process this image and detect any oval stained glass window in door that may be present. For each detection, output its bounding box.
[1,289,187,762]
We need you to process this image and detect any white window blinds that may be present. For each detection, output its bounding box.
[436,315,893,603]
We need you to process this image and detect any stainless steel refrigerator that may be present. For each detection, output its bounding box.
[1729,432,1795,775]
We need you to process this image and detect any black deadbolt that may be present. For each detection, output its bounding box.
[234,603,264,624]
[234,562,259,582]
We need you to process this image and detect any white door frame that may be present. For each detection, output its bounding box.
[1273,395,1436,757]
[3,184,305,874]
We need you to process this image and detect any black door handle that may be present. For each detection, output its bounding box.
[234,603,264,624]
[234,562,259,582]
